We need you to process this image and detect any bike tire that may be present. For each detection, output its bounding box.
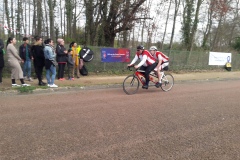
[160,73,174,92]
[123,75,140,95]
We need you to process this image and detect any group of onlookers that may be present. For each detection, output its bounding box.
[0,36,82,88]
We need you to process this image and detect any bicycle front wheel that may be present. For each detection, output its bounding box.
[123,75,140,95]
[160,73,174,92]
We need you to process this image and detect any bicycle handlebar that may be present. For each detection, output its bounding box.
[127,66,133,71]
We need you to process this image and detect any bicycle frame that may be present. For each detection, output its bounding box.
[133,68,157,85]
[123,67,174,94]
[134,70,146,85]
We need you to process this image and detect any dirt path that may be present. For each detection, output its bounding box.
[0,71,239,93]
[1,80,240,159]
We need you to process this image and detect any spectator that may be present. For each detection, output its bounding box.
[43,38,58,88]
[56,38,67,80]
[0,38,4,84]
[6,37,30,87]
[31,36,46,86]
[70,42,80,78]
[19,37,33,81]
[67,48,74,80]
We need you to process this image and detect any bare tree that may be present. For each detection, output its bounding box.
[4,0,11,35]
[16,0,22,39]
[47,0,56,40]
[44,0,49,37]
[211,0,232,50]
[182,0,203,51]
[201,0,214,49]
[162,0,172,50]
[169,0,181,50]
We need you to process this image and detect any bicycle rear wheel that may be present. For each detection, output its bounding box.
[160,73,174,92]
[123,75,140,95]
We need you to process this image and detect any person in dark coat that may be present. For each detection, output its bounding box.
[56,38,67,80]
[0,38,4,83]
[31,36,46,86]
[19,37,33,81]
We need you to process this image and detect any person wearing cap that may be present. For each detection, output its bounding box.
[149,46,169,88]
[56,38,67,80]
[127,45,157,89]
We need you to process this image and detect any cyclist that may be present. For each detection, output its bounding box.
[149,46,169,88]
[128,45,157,89]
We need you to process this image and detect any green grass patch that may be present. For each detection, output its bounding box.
[16,86,36,93]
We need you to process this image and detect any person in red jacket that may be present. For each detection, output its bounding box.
[128,45,157,89]
[149,46,169,88]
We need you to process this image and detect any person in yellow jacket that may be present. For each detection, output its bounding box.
[69,42,81,78]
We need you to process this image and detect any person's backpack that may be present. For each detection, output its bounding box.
[80,65,88,76]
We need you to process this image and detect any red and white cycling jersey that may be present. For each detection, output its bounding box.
[153,51,169,63]
[141,50,156,66]
[130,50,156,67]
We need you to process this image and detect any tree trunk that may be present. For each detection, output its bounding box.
[32,0,36,36]
[4,0,11,35]
[169,0,180,50]
[11,0,14,37]
[48,0,56,40]
[122,0,130,48]
[16,0,22,40]
[182,0,194,50]
[202,0,213,49]
[73,0,77,40]
[188,0,202,51]
[212,15,223,51]
[24,0,27,35]
[162,0,172,50]
[44,0,49,37]
[28,0,31,37]
[60,0,63,38]
[36,0,43,36]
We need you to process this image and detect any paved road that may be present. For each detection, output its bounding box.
[1,80,240,160]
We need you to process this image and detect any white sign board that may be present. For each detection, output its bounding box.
[208,52,231,65]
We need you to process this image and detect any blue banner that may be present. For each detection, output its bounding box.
[101,48,130,62]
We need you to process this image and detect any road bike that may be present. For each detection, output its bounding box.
[123,66,174,95]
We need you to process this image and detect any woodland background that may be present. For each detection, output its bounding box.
[1,0,240,52]
[1,0,240,74]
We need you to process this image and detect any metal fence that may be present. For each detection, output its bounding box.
[84,47,240,73]
[2,45,240,77]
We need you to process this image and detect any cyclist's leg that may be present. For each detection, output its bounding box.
[162,62,169,71]
[144,63,157,87]
[154,65,162,83]
[159,62,169,83]
[139,66,147,71]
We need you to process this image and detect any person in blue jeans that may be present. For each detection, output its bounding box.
[19,37,33,81]
[43,38,58,88]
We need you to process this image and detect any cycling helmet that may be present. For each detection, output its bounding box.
[137,45,144,50]
[149,46,157,51]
